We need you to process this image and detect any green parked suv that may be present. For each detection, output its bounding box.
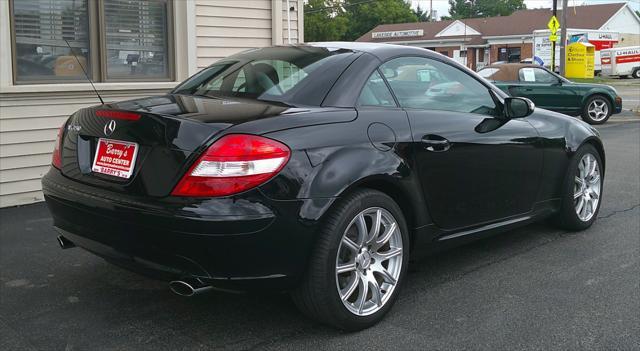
[479,63,622,124]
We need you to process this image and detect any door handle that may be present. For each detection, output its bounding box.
[421,136,451,152]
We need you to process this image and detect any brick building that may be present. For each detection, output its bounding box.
[357,2,640,71]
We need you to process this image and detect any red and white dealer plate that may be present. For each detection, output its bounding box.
[92,138,139,179]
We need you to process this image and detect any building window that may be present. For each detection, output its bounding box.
[498,47,521,63]
[10,0,173,84]
[12,0,92,82]
[103,0,170,80]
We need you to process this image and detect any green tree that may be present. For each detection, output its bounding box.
[413,5,430,22]
[447,0,526,19]
[342,0,418,41]
[447,0,477,19]
[304,0,349,42]
[476,0,526,17]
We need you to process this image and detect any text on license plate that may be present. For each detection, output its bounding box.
[92,138,139,179]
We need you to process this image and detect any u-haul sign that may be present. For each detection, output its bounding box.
[601,46,640,77]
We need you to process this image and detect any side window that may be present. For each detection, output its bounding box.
[232,69,247,92]
[519,67,558,83]
[381,57,498,116]
[357,70,396,107]
[534,68,558,83]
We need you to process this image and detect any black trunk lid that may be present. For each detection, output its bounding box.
[59,94,290,197]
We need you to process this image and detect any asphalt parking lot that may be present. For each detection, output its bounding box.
[615,83,640,115]
[1,116,639,350]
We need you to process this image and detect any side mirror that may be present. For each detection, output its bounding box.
[504,97,535,119]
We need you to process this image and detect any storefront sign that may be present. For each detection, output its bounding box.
[372,30,424,39]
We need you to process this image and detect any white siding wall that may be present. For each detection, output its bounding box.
[195,0,303,69]
[0,0,304,207]
[282,0,300,44]
[195,0,273,69]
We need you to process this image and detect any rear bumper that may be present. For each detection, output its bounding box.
[42,169,325,292]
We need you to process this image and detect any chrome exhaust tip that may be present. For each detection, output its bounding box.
[57,235,76,249]
[169,278,213,297]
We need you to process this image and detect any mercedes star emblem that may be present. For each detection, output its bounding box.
[104,120,117,136]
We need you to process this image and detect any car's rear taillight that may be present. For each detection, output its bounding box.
[51,123,65,169]
[171,134,291,197]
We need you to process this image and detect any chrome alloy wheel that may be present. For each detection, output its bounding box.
[335,207,403,316]
[587,99,609,122]
[574,153,601,222]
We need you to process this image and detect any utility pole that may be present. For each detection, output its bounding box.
[560,0,569,76]
[551,0,557,72]
[429,0,433,21]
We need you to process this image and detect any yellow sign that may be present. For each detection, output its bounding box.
[547,16,560,34]
[549,34,558,42]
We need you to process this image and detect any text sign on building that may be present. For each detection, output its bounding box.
[372,29,424,39]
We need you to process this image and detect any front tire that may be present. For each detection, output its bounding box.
[554,144,603,231]
[581,95,612,125]
[292,189,409,331]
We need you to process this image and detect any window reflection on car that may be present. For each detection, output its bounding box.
[378,57,499,116]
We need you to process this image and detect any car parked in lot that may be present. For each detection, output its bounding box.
[478,63,622,124]
[43,43,605,331]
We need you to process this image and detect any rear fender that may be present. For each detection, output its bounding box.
[297,145,428,227]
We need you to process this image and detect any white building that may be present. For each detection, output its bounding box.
[0,0,304,207]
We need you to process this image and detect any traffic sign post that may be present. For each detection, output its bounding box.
[550,0,559,72]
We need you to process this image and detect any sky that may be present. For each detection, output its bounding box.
[409,0,640,18]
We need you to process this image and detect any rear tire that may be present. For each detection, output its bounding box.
[292,189,409,331]
[632,69,640,79]
[553,144,603,231]
[581,95,612,125]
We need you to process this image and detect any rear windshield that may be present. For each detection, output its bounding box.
[173,46,356,105]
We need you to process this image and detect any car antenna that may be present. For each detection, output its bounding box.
[64,39,104,104]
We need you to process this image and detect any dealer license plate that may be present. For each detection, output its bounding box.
[91,138,139,179]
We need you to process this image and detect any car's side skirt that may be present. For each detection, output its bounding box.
[410,199,561,259]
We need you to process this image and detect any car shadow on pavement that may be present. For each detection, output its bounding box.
[69,222,558,332]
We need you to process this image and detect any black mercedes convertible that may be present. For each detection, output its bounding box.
[42,42,605,331]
